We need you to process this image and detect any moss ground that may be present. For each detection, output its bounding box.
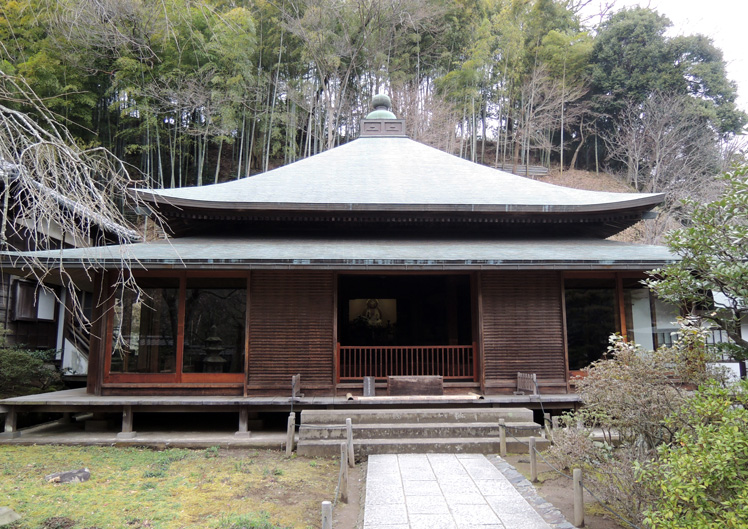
[0,446,338,529]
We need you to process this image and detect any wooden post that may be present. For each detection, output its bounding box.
[2,408,20,438]
[339,443,349,503]
[529,436,537,482]
[286,412,296,455]
[346,418,354,467]
[499,418,506,457]
[573,468,584,527]
[544,412,551,439]
[552,416,560,430]
[321,501,332,529]
[116,405,136,439]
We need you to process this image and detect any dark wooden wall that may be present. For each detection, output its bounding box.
[480,271,568,393]
[247,270,335,394]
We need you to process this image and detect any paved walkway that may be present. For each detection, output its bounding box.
[364,453,571,529]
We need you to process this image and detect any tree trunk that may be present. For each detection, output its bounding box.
[214,138,223,184]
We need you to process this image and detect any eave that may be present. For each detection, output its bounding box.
[1,236,678,276]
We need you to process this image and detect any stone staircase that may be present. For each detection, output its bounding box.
[296,408,548,457]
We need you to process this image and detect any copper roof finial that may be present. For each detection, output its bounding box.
[366,94,396,119]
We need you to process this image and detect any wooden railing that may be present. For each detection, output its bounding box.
[337,343,477,382]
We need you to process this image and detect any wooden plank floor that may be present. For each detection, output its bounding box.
[0,388,580,412]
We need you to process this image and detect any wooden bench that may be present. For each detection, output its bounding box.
[387,375,444,396]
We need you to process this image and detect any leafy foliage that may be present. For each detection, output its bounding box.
[0,342,62,398]
[0,0,742,185]
[641,381,748,529]
[645,167,748,360]
[590,7,745,135]
[545,320,726,524]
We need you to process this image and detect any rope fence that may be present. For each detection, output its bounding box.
[500,422,643,529]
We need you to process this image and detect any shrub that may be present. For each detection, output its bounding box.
[544,320,728,524]
[0,344,62,398]
[640,381,748,529]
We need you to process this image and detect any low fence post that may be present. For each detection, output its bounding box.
[529,436,538,482]
[339,442,349,503]
[573,468,584,527]
[543,413,551,439]
[286,412,295,455]
[346,418,355,468]
[321,501,332,529]
[499,418,507,457]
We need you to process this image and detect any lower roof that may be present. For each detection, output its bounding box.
[2,235,676,272]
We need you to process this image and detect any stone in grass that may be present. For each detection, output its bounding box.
[0,507,21,526]
[45,468,91,484]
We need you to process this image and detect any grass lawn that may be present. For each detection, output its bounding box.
[0,445,338,529]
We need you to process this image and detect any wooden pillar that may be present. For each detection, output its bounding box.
[346,418,355,467]
[616,274,627,339]
[285,412,295,455]
[116,405,136,439]
[446,276,460,345]
[529,437,538,482]
[473,272,485,392]
[244,272,251,397]
[499,418,506,457]
[573,468,584,527]
[339,443,349,503]
[87,271,108,395]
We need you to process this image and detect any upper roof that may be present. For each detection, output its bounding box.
[133,137,661,214]
[130,95,663,239]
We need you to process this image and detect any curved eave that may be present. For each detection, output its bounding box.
[133,189,664,216]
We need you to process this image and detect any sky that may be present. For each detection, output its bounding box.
[581,0,748,112]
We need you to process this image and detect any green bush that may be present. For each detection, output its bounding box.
[0,345,62,398]
[544,320,729,524]
[641,381,748,529]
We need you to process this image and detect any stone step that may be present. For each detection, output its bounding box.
[296,436,551,458]
[298,421,542,440]
[300,407,534,425]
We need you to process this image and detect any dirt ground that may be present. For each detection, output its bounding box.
[503,454,626,529]
[334,463,366,528]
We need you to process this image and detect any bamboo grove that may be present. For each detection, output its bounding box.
[1,0,745,192]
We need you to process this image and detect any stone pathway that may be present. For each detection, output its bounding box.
[364,453,573,529]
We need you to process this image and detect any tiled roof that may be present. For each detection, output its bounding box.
[132,137,663,214]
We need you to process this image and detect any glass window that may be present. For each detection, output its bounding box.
[183,278,246,374]
[111,278,179,373]
[624,286,655,350]
[565,278,617,371]
[623,279,680,349]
